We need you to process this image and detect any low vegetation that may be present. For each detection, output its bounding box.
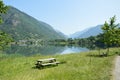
[0,48,118,80]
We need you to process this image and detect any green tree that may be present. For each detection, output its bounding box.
[0,0,9,23]
[114,28,120,46]
[114,27,120,55]
[0,0,12,50]
[102,16,119,56]
[0,31,13,50]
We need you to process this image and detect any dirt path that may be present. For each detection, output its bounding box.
[113,56,120,80]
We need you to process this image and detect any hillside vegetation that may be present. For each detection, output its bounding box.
[0,48,118,80]
[0,6,65,41]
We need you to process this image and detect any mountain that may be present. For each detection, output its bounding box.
[69,28,89,38]
[55,30,68,38]
[0,6,65,41]
[70,25,103,38]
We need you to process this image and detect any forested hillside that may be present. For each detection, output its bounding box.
[0,6,65,41]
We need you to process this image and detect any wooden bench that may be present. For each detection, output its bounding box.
[35,58,60,68]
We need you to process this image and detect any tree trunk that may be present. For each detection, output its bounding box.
[98,48,101,56]
[106,47,109,56]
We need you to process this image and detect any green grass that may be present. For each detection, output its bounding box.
[0,48,118,80]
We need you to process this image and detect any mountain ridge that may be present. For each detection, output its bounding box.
[70,25,103,38]
[0,6,65,41]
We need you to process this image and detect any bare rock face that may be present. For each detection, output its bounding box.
[12,14,20,26]
[12,19,20,26]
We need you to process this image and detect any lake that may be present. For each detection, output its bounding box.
[4,44,89,56]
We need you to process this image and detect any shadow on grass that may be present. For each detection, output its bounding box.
[115,51,120,56]
[86,51,120,58]
[86,54,110,58]
[32,65,58,70]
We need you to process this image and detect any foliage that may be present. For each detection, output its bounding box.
[114,27,120,46]
[0,1,13,50]
[102,16,118,46]
[101,16,119,55]
[0,31,13,50]
[0,0,8,23]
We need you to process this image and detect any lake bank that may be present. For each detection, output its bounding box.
[0,48,118,80]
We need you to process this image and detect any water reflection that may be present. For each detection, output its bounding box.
[4,44,89,56]
[61,46,89,54]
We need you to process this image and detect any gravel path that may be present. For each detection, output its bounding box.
[113,56,120,80]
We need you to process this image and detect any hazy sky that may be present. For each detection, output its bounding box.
[3,0,120,35]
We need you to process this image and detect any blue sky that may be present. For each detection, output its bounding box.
[3,0,120,35]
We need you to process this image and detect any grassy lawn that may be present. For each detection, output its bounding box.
[0,48,118,80]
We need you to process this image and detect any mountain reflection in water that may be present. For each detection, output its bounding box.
[4,44,89,56]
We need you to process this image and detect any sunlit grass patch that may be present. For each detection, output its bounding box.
[0,48,118,80]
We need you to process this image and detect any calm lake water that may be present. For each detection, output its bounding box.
[4,44,89,56]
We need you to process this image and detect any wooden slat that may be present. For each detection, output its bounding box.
[41,62,60,66]
[37,58,56,62]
